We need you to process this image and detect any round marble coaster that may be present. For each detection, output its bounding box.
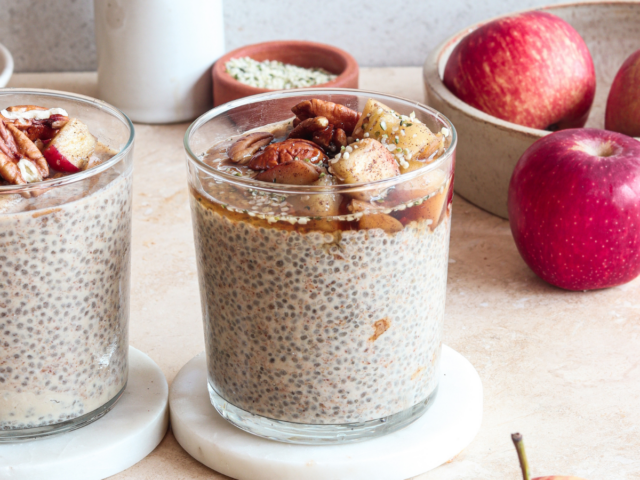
[0,347,169,480]
[170,345,483,480]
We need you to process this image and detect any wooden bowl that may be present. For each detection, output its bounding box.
[212,41,359,107]
[424,1,640,218]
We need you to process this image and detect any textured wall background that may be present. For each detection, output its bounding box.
[0,0,570,72]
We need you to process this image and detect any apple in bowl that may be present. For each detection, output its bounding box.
[605,49,640,137]
[443,11,595,131]
[508,128,640,291]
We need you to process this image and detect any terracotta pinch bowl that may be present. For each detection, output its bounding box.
[212,40,359,107]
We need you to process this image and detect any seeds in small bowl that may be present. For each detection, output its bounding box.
[225,57,337,89]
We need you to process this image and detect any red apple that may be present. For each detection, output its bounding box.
[43,118,96,173]
[605,49,640,137]
[508,128,640,291]
[444,11,595,130]
[512,433,587,480]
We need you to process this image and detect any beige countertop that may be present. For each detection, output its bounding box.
[7,69,640,480]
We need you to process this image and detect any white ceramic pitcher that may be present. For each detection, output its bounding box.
[94,0,224,124]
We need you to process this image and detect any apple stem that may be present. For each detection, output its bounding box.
[512,433,531,480]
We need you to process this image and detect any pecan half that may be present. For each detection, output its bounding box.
[0,120,20,160]
[6,123,48,178]
[292,99,361,135]
[287,116,329,139]
[227,132,274,164]
[248,139,327,171]
[255,159,321,185]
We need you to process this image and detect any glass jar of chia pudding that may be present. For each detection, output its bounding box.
[185,89,456,444]
[0,90,134,441]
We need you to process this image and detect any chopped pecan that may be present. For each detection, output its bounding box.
[292,99,361,135]
[248,139,327,171]
[255,159,321,185]
[306,124,347,154]
[288,116,329,139]
[311,125,334,150]
[6,123,48,178]
[21,115,66,141]
[227,132,274,164]
[332,128,347,149]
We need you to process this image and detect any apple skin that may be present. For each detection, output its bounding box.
[42,144,81,173]
[605,49,640,137]
[444,11,595,130]
[508,128,640,291]
[533,477,587,480]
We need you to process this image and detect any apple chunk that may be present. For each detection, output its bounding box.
[290,174,341,216]
[43,118,96,173]
[353,99,441,162]
[254,160,320,185]
[329,138,400,200]
[358,213,403,234]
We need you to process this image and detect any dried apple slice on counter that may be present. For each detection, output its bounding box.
[43,118,96,173]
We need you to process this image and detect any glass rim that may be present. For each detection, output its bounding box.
[0,88,135,195]
[184,88,457,195]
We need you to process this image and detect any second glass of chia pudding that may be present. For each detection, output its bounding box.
[0,90,134,441]
[185,89,456,444]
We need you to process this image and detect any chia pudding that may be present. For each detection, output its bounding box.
[186,93,456,440]
[0,99,133,439]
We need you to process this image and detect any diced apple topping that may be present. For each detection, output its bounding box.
[203,97,451,233]
[358,213,404,233]
[255,160,321,185]
[291,174,342,216]
[0,105,116,187]
[329,138,400,199]
[353,98,443,169]
[43,118,96,173]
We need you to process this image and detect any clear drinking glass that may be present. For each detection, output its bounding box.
[0,89,134,441]
[184,89,456,444]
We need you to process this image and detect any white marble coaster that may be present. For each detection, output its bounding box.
[0,347,169,480]
[170,345,483,480]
